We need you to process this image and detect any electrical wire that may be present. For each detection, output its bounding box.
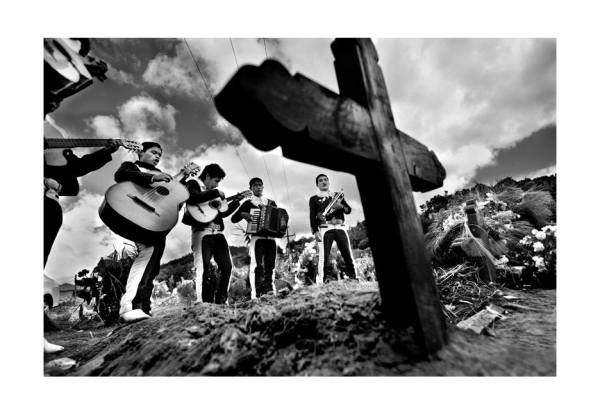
[183,38,250,179]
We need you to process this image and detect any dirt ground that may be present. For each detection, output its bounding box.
[44,281,555,376]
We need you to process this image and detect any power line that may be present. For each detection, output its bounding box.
[183,38,250,179]
[263,38,269,59]
[229,38,278,201]
[261,38,294,247]
[229,38,239,68]
[262,39,292,207]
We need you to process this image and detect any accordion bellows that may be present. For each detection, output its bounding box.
[246,206,289,237]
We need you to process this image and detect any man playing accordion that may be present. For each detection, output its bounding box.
[232,177,284,299]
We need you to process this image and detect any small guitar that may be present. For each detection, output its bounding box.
[99,162,201,243]
[186,190,252,223]
[44,137,142,166]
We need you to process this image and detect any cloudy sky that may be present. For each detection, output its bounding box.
[44,38,556,283]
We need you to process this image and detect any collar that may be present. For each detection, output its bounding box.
[317,190,333,198]
[250,195,268,206]
[135,160,161,171]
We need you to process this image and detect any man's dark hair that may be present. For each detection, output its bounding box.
[249,177,263,187]
[141,141,162,152]
[315,173,328,185]
[200,163,226,180]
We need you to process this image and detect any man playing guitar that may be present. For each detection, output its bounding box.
[43,134,119,353]
[182,164,249,304]
[309,174,357,285]
[113,141,174,323]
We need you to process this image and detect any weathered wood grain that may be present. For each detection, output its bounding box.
[332,38,447,354]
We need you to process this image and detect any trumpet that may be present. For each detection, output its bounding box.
[322,190,344,217]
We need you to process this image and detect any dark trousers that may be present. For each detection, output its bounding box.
[199,234,232,304]
[323,229,356,280]
[133,239,166,314]
[252,238,276,297]
[44,196,63,267]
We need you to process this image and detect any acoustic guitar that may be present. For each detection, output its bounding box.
[185,190,252,223]
[44,137,142,166]
[99,162,201,243]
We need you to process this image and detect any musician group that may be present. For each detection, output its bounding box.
[44,140,357,352]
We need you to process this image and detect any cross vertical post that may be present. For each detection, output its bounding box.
[331,39,447,353]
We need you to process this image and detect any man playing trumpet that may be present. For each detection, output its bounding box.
[309,174,357,284]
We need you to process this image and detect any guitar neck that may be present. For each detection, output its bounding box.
[225,192,247,202]
[44,138,121,149]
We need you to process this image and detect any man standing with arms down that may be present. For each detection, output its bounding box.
[309,174,357,285]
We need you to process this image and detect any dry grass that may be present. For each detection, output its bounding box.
[434,264,500,323]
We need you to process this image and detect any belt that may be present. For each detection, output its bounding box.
[194,223,223,234]
[250,234,276,240]
[319,223,346,230]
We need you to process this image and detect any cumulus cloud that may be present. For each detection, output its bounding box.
[86,93,178,144]
[142,50,206,99]
[117,94,177,141]
[107,64,139,87]
[45,192,130,283]
[87,115,121,138]
[376,38,556,194]
[77,94,179,195]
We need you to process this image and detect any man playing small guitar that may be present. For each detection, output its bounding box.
[182,164,250,304]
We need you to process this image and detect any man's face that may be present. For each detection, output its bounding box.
[204,175,222,190]
[250,181,264,197]
[317,175,329,191]
[139,146,162,166]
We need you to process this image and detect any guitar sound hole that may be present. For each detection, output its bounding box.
[155,186,170,196]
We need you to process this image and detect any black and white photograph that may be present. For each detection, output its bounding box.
[42,36,556,376]
[4,0,599,413]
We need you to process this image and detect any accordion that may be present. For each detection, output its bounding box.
[246,206,289,237]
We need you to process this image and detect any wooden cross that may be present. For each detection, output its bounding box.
[464,199,497,282]
[284,229,296,251]
[215,38,448,354]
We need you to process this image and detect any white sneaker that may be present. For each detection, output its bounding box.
[120,309,151,323]
[44,338,64,354]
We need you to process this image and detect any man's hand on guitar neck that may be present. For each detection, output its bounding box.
[151,173,173,183]
[234,190,252,201]
[104,139,120,153]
